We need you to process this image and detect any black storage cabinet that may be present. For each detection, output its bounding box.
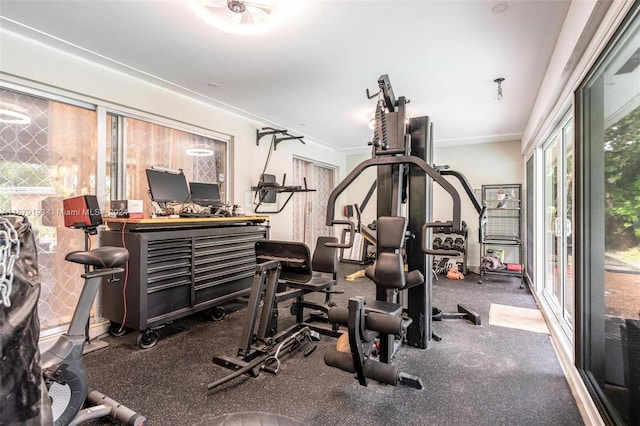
[99,220,269,347]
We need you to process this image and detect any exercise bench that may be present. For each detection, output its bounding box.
[209,237,339,391]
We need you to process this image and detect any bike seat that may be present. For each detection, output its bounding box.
[65,246,129,269]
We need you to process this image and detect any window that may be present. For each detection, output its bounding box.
[0,87,97,329]
[107,115,228,215]
[0,85,230,332]
[576,4,640,423]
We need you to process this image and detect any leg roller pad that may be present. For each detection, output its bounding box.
[362,359,399,386]
[324,350,355,373]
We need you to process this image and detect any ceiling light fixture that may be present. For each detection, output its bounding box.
[186,145,214,156]
[491,2,511,14]
[190,0,283,36]
[494,78,505,100]
[0,102,31,124]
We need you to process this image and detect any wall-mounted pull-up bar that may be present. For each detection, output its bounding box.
[256,127,305,150]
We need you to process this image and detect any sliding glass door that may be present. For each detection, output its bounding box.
[542,113,574,339]
[576,4,640,423]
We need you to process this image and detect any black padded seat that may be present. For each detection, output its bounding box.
[284,276,333,292]
[255,237,338,290]
[280,237,338,292]
[327,302,403,326]
[254,237,339,317]
[365,262,424,290]
[363,299,403,316]
[282,236,338,291]
[65,246,129,269]
[362,216,424,315]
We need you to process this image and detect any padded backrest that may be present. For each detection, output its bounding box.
[312,236,339,274]
[376,216,407,250]
[369,216,418,290]
[373,252,406,289]
[255,240,312,283]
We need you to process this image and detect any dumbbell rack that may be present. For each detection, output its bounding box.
[431,221,468,275]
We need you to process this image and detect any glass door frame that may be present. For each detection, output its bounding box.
[541,110,574,341]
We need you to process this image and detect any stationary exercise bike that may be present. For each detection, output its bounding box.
[40,197,146,425]
[41,246,146,425]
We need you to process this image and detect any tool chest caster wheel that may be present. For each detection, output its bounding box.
[137,329,159,349]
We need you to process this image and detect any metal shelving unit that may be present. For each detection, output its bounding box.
[479,184,524,286]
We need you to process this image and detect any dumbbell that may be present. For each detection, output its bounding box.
[442,237,454,250]
[433,237,442,249]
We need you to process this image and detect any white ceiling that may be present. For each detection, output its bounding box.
[0,0,572,152]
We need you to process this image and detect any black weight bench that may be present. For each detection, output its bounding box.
[209,237,339,391]
[256,236,339,325]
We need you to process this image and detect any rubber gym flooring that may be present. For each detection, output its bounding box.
[83,262,584,426]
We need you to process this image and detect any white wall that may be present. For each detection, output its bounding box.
[434,140,523,269]
[0,29,346,242]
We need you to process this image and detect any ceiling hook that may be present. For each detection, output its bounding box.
[366,88,380,100]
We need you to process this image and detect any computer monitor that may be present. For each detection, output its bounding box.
[189,182,223,207]
[145,168,191,203]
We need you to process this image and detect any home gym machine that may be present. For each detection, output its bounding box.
[322,75,480,387]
